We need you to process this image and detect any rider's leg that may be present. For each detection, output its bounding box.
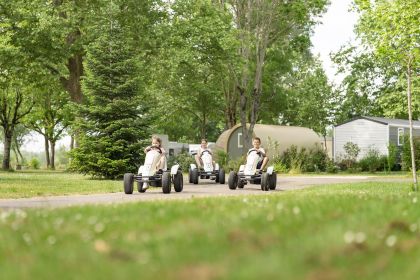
[260,157,269,171]
[195,154,202,168]
[158,155,167,171]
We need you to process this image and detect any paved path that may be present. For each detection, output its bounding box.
[0,176,409,209]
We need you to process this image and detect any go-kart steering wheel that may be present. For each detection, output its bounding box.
[247,148,260,155]
[150,145,162,154]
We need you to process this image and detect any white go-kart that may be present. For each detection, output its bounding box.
[228,149,276,191]
[189,150,225,184]
[124,146,183,194]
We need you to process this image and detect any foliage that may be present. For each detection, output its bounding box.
[387,143,398,172]
[358,146,382,173]
[275,145,329,173]
[29,158,40,170]
[401,135,420,171]
[214,150,229,171]
[69,4,150,179]
[342,142,361,169]
[167,151,196,172]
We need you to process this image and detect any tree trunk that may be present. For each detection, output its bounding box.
[44,135,51,168]
[406,60,418,191]
[50,140,56,170]
[2,129,13,170]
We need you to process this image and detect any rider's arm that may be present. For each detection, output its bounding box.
[144,146,151,153]
[258,148,267,157]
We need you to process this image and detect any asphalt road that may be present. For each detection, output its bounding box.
[0,175,409,209]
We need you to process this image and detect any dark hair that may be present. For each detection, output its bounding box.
[253,137,261,143]
[201,138,208,143]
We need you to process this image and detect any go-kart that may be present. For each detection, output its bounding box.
[227,148,276,191]
[123,146,183,194]
[189,150,225,184]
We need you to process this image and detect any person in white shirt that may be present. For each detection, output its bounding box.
[144,136,166,171]
[195,138,214,169]
[248,137,269,171]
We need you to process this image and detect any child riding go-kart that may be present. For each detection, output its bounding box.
[189,150,225,184]
[123,136,183,194]
[227,137,276,191]
[189,138,225,184]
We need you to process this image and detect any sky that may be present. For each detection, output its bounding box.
[311,0,359,85]
[21,0,359,153]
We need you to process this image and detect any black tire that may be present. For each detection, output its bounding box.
[192,168,199,184]
[219,169,225,184]
[188,168,193,183]
[261,173,269,191]
[137,181,145,193]
[123,173,134,194]
[238,180,245,189]
[269,172,277,190]
[174,170,183,192]
[162,172,171,194]
[228,171,238,190]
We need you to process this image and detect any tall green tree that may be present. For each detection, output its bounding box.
[354,0,419,189]
[226,0,329,153]
[69,2,150,178]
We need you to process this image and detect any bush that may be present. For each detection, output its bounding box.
[326,160,339,173]
[387,143,398,172]
[358,146,381,173]
[226,156,246,172]
[214,150,229,170]
[29,158,40,170]
[342,142,360,169]
[401,135,420,171]
[167,151,196,171]
[302,146,328,172]
[279,145,329,173]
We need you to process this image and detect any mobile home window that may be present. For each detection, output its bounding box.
[398,128,404,146]
[238,132,243,148]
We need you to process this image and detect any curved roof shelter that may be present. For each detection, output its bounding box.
[216,124,322,159]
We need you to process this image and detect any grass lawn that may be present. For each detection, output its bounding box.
[1,182,419,279]
[0,170,121,198]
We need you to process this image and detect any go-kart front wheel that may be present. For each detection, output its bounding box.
[191,168,199,184]
[269,172,277,190]
[261,173,269,191]
[137,181,145,193]
[173,170,183,192]
[162,172,171,194]
[188,168,193,183]
[228,171,238,190]
[219,169,225,184]
[123,173,134,194]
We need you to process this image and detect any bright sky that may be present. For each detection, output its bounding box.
[21,0,359,153]
[311,0,359,85]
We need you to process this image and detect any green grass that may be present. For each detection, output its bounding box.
[0,170,120,198]
[1,182,419,279]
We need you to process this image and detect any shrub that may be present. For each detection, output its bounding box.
[341,142,360,169]
[358,146,381,173]
[167,151,196,171]
[401,135,420,171]
[326,159,339,173]
[214,150,229,170]
[226,156,246,172]
[29,158,40,170]
[302,146,328,172]
[387,143,398,172]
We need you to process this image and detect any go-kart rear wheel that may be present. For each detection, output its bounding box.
[269,172,277,190]
[137,181,145,193]
[123,173,134,194]
[191,168,199,184]
[219,169,225,184]
[174,170,183,192]
[228,171,238,190]
[162,172,171,194]
[188,168,193,183]
[261,173,269,191]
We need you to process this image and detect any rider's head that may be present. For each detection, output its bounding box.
[252,137,261,149]
[201,138,208,149]
[152,136,162,147]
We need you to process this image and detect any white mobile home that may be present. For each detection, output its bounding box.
[333,116,420,161]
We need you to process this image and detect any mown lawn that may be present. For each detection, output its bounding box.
[0,170,121,198]
[0,182,419,279]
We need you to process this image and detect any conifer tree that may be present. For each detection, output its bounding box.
[70,4,150,178]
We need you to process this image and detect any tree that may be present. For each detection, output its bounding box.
[69,2,151,178]
[26,87,72,169]
[226,0,329,153]
[354,0,420,190]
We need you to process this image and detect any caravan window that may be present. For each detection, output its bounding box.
[398,128,404,146]
[238,132,243,148]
